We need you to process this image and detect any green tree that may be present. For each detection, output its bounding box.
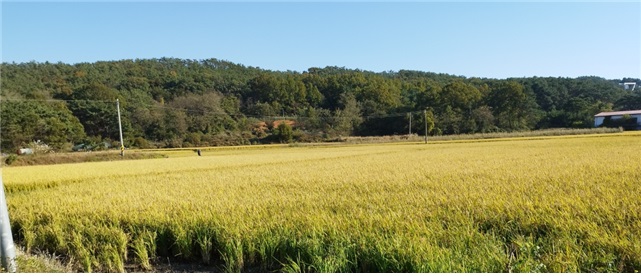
[1,101,85,151]
[66,83,130,140]
[334,93,363,136]
[440,80,482,112]
[487,81,529,131]
[170,92,235,134]
[471,106,496,133]
[275,123,293,143]
[424,109,435,135]
[438,106,462,134]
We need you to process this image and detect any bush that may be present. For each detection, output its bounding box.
[184,132,202,146]
[133,137,153,149]
[276,123,293,143]
[601,115,638,130]
[5,154,18,165]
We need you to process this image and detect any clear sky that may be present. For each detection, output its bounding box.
[2,1,640,79]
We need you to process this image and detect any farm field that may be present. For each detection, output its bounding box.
[3,132,641,272]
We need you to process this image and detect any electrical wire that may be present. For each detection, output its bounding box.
[0,98,429,121]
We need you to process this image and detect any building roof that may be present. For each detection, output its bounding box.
[594,110,641,117]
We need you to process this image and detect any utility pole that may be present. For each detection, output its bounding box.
[0,175,16,273]
[116,99,124,157]
[424,109,428,144]
[408,112,412,135]
[0,91,16,273]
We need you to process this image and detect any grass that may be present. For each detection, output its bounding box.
[2,151,167,167]
[341,127,623,143]
[4,247,72,273]
[2,131,640,272]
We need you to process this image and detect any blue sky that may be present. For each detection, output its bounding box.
[2,1,640,79]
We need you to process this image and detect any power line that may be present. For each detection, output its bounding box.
[0,98,427,120]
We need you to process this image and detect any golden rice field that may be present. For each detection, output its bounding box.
[3,132,641,272]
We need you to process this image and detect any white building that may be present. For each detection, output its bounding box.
[594,110,641,129]
[619,82,637,90]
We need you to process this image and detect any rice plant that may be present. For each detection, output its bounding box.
[4,132,641,272]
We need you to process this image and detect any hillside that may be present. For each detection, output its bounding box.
[1,58,639,152]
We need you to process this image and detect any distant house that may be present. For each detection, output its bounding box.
[594,110,641,130]
[16,148,33,155]
[619,82,637,91]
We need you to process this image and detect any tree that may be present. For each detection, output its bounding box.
[425,109,435,135]
[334,93,362,136]
[413,80,441,110]
[438,106,462,134]
[440,80,482,112]
[0,101,85,151]
[1,59,635,150]
[615,91,641,110]
[170,92,235,135]
[66,83,129,140]
[487,81,529,131]
[471,106,496,133]
[275,123,293,143]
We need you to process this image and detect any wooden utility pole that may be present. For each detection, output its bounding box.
[424,109,428,144]
[408,112,412,135]
[117,99,124,157]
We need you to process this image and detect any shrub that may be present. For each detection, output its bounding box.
[133,137,153,149]
[5,154,18,165]
[276,123,293,143]
[184,132,202,146]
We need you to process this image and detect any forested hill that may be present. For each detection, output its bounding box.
[1,58,640,151]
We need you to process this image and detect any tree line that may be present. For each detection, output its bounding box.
[1,58,639,152]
